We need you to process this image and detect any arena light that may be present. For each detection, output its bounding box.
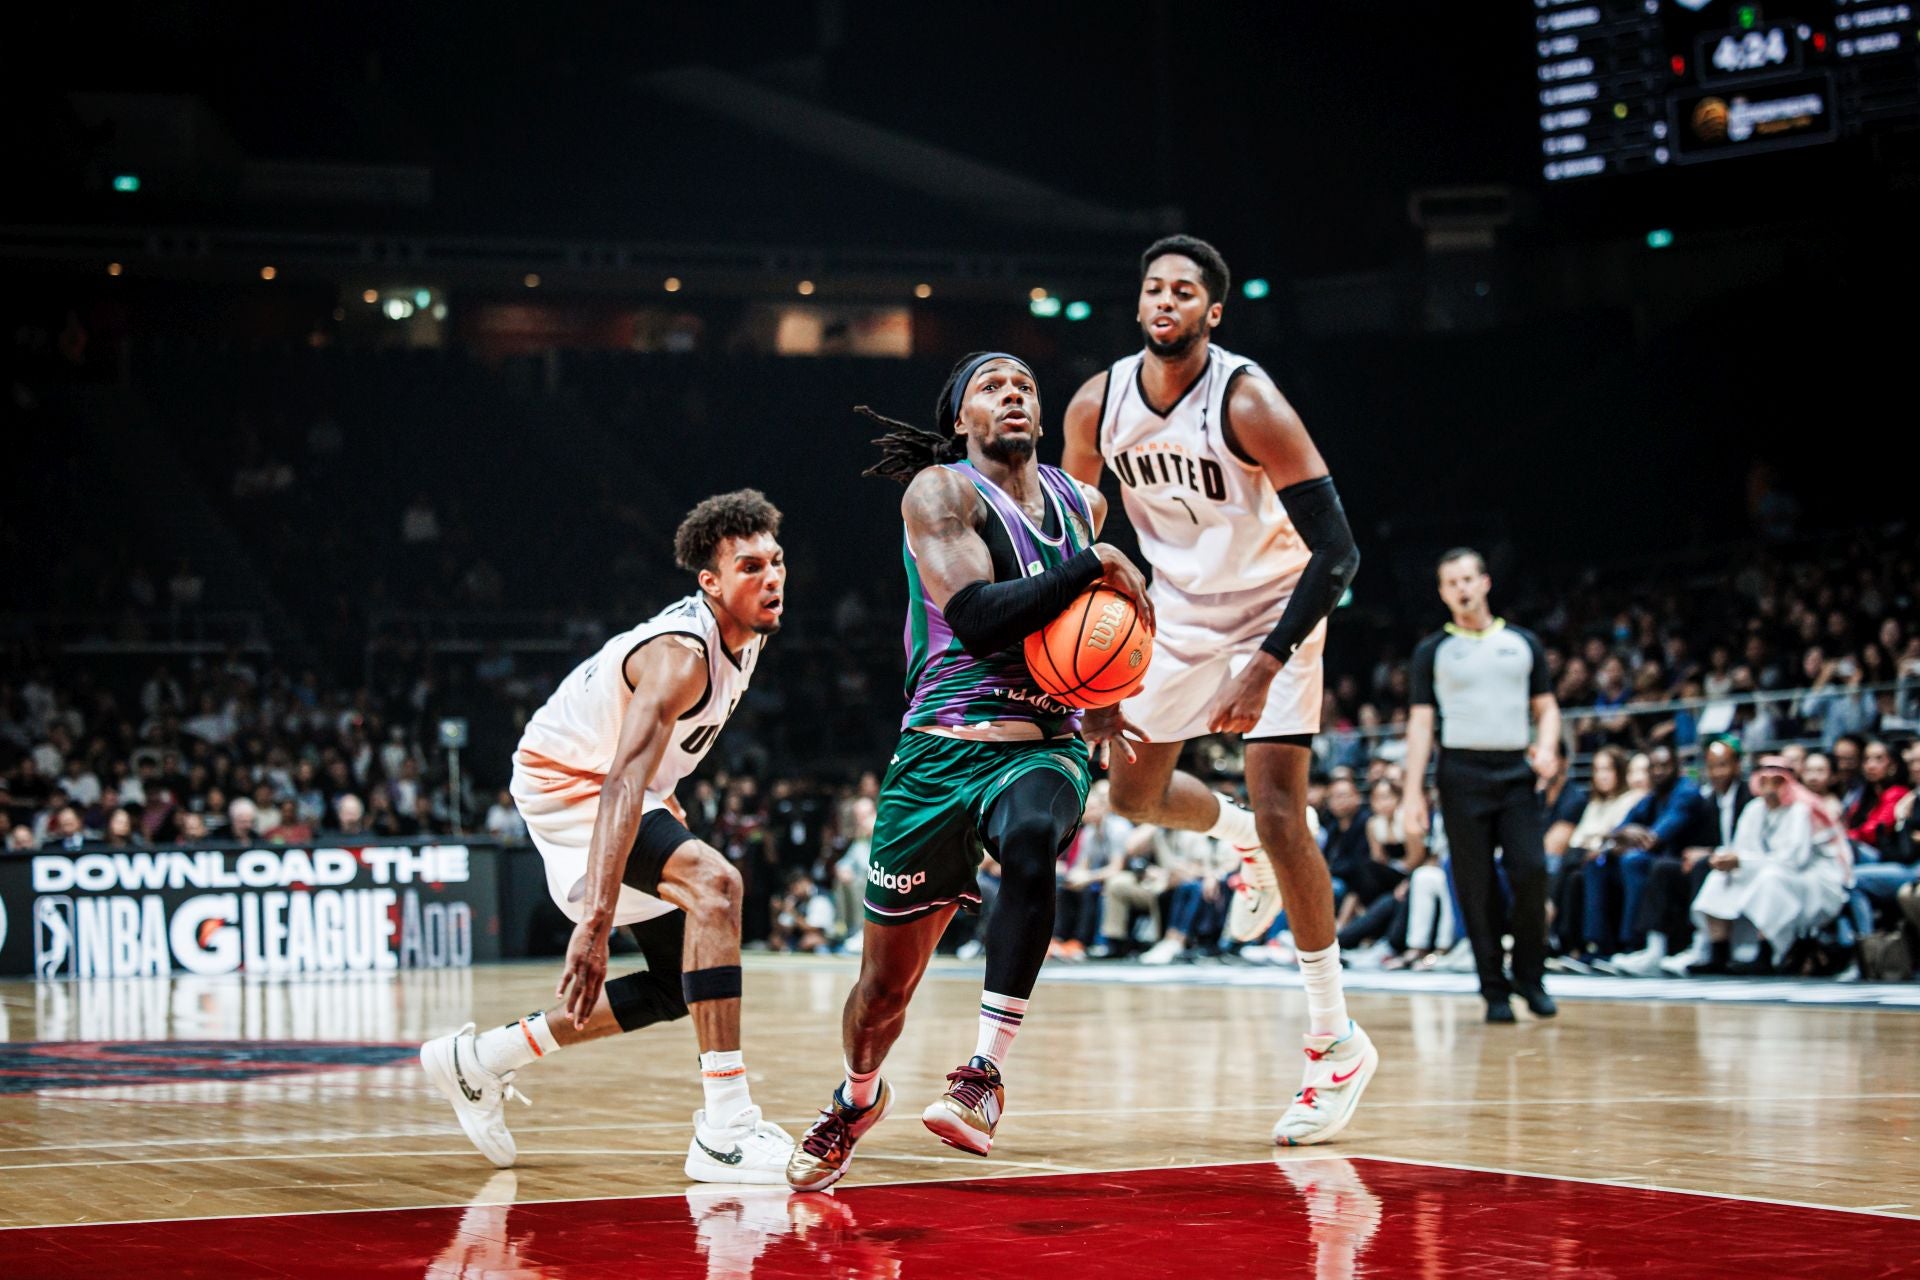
[1064,300,1092,321]
[914,283,932,299]
[1242,277,1271,300]
[523,273,541,288]
[664,277,682,293]
[362,288,378,304]
[259,266,277,281]
[383,298,415,320]
[1646,228,1675,249]
[111,174,141,193]
[1028,286,1049,302]
[414,289,431,308]
[107,262,123,277]
[797,280,815,296]
[1029,296,1063,318]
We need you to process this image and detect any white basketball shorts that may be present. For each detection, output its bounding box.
[1124,577,1325,743]
[509,756,681,926]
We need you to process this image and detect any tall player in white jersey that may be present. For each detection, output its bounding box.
[1062,236,1375,1146]
[420,490,797,1183]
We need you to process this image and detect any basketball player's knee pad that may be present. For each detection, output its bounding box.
[605,970,687,1032]
[681,964,743,1005]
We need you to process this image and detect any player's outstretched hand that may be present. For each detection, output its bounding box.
[1082,702,1146,769]
[1204,654,1278,736]
[1091,544,1155,635]
[557,918,611,1029]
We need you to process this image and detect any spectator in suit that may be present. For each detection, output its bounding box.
[1582,745,1713,958]
[1609,738,1751,976]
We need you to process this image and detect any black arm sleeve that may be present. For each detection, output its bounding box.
[1258,476,1360,665]
[943,548,1103,658]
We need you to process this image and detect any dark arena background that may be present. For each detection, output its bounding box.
[4,4,1919,1277]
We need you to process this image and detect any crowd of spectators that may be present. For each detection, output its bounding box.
[1035,733,1917,984]
[1,648,469,855]
[1316,530,1920,775]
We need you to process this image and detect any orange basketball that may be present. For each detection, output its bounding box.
[1024,585,1153,709]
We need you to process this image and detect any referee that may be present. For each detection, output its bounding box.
[1400,549,1562,1023]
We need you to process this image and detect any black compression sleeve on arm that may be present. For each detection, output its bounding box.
[943,547,1103,658]
[1259,476,1360,664]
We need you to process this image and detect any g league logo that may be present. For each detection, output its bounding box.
[34,897,74,979]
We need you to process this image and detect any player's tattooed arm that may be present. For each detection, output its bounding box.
[556,637,706,1027]
[901,466,995,613]
[1060,371,1111,490]
[905,466,1151,654]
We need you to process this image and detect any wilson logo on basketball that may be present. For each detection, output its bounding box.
[1085,600,1128,651]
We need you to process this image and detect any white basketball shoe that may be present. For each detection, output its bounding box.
[687,1106,798,1185]
[421,1023,532,1169]
[1273,1020,1379,1147]
[1227,845,1284,943]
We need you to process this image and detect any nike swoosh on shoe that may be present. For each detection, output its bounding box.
[696,1136,744,1165]
[453,1042,482,1103]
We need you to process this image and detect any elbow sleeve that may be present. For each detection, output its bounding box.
[942,548,1103,657]
[1258,477,1359,664]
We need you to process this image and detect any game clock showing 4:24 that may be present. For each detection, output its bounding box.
[1534,0,1919,182]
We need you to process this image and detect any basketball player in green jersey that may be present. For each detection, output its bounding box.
[787,352,1150,1190]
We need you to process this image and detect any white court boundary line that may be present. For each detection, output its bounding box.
[1341,1153,1919,1222]
[6,1148,1916,1233]
[8,1089,1920,1157]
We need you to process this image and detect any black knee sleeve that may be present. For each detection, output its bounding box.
[605,970,687,1032]
[681,965,743,1005]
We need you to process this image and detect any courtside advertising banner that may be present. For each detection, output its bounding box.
[0,843,501,979]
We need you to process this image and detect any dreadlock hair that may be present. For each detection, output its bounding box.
[858,350,1001,486]
[673,488,783,573]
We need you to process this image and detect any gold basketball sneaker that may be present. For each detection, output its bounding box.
[1273,1020,1378,1146]
[920,1056,1004,1156]
[787,1080,893,1192]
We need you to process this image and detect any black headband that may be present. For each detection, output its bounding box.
[948,353,1033,425]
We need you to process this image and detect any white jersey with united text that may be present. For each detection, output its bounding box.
[515,594,759,809]
[510,595,759,924]
[1097,343,1311,600]
[1097,344,1325,742]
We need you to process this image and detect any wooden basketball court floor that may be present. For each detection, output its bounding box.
[2,958,1917,1277]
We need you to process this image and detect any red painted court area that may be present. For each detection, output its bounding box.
[9,1158,1917,1279]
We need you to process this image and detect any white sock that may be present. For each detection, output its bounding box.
[1297,943,1350,1037]
[1644,934,1668,961]
[974,992,1029,1068]
[1206,795,1260,849]
[474,1012,559,1076]
[699,1050,752,1123]
[841,1058,881,1109]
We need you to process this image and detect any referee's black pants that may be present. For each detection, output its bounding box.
[1437,750,1549,1004]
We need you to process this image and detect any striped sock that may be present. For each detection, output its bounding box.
[699,1050,752,1123]
[474,1012,559,1076]
[974,992,1029,1068]
[841,1058,881,1110]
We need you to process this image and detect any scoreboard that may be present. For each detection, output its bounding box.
[1534,0,1920,181]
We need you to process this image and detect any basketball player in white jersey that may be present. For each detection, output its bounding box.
[420,490,796,1183]
[1061,236,1374,1146]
